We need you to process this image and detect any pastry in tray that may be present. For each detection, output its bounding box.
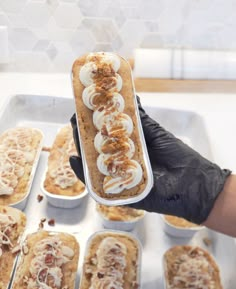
[0,205,26,289]
[11,230,80,289]
[80,230,141,289]
[163,245,223,289]
[43,124,85,197]
[72,51,152,201]
[0,126,43,206]
[96,203,145,222]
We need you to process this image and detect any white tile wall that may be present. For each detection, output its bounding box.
[0,0,236,73]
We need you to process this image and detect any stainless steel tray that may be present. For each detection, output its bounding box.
[1,94,235,289]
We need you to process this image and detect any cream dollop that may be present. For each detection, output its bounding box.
[94,132,134,155]
[83,88,124,111]
[79,62,98,87]
[103,160,143,194]
[93,111,133,136]
[87,52,121,72]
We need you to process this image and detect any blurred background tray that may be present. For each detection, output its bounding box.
[1,94,236,289]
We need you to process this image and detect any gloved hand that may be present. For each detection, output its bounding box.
[70,97,231,224]
[70,114,85,183]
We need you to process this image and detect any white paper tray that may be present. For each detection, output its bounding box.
[1,94,235,289]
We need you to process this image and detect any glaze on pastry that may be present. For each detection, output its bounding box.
[0,127,43,205]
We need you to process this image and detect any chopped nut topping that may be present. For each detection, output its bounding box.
[203,237,212,247]
[39,222,44,229]
[22,244,29,255]
[42,146,51,152]
[37,194,44,202]
[23,275,29,285]
[48,219,55,226]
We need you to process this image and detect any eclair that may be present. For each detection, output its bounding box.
[72,52,151,201]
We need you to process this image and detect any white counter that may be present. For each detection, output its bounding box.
[0,72,235,172]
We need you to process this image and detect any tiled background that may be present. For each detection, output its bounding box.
[0,0,236,73]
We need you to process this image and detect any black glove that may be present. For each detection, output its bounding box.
[70,114,85,183]
[70,98,231,224]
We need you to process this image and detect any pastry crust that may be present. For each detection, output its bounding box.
[0,205,26,289]
[11,230,80,289]
[72,53,148,200]
[43,125,85,196]
[0,127,43,205]
[164,245,223,289]
[96,203,145,222]
[164,215,201,228]
[80,231,140,289]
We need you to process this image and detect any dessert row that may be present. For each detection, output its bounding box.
[0,205,223,289]
[0,124,205,238]
[0,124,205,237]
[0,125,85,210]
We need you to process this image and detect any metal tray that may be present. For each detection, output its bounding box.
[1,94,235,289]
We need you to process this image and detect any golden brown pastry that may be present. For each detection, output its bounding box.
[0,205,26,289]
[11,230,80,289]
[80,231,141,289]
[72,52,149,200]
[96,203,145,222]
[0,127,43,205]
[43,125,85,197]
[164,215,201,228]
[163,245,223,289]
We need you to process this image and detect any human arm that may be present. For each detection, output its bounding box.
[203,174,236,237]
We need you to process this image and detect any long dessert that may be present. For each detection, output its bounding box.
[164,245,223,289]
[0,205,26,289]
[11,230,80,289]
[43,125,85,196]
[0,127,43,205]
[80,231,141,289]
[72,52,149,200]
